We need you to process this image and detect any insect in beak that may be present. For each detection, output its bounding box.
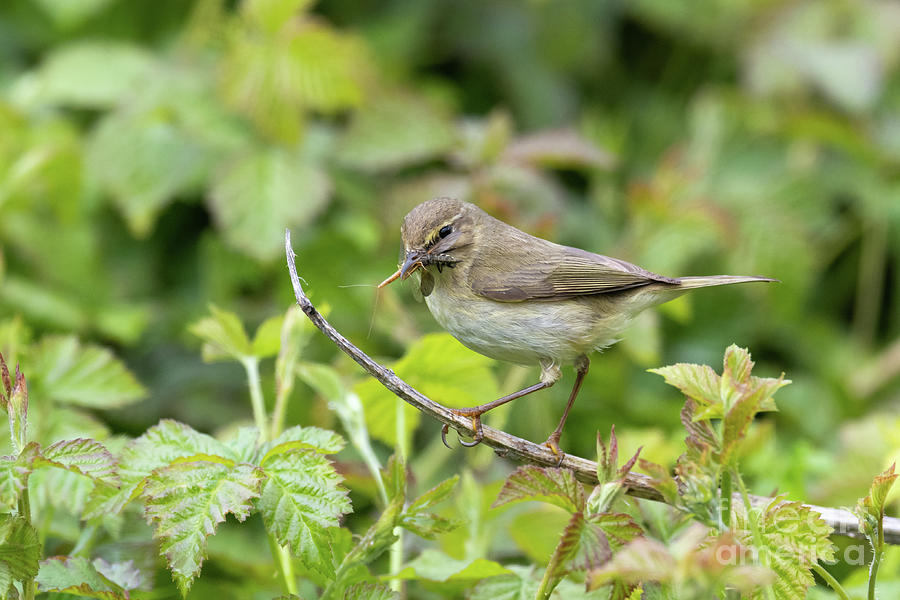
[378,250,424,288]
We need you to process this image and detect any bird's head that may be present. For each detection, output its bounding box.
[379,197,477,288]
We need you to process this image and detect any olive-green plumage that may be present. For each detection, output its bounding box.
[381,197,775,455]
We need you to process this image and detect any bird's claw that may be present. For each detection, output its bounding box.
[543,435,566,467]
[441,414,484,449]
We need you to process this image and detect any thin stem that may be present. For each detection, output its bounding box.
[812,563,851,600]
[241,356,296,593]
[241,356,268,442]
[389,398,407,597]
[267,533,298,595]
[868,518,885,600]
[720,470,732,531]
[19,486,35,600]
[271,378,291,441]
[536,551,561,600]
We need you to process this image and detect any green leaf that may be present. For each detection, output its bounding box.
[28,335,146,409]
[732,497,834,600]
[344,582,398,600]
[337,92,456,171]
[0,443,38,511]
[258,450,352,577]
[260,425,346,463]
[355,333,499,448]
[251,314,284,359]
[36,557,145,599]
[38,438,116,482]
[399,475,460,539]
[86,106,211,237]
[142,459,264,595]
[242,0,315,33]
[648,363,721,417]
[0,514,40,589]
[587,513,642,554]
[470,564,604,600]
[208,147,331,260]
[392,549,512,582]
[0,356,28,453]
[25,42,156,109]
[493,466,584,513]
[83,420,235,519]
[221,21,364,142]
[188,305,253,362]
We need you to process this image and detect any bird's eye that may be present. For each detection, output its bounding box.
[438,225,452,239]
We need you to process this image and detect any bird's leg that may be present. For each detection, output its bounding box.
[441,377,556,449]
[543,355,590,465]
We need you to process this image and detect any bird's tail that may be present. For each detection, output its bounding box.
[672,275,778,289]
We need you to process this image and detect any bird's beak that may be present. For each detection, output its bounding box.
[378,251,423,289]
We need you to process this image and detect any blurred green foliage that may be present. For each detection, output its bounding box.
[1,0,899,597]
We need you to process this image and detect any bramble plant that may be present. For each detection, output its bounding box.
[0,316,897,599]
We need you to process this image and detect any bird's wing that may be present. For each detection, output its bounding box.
[470,244,677,302]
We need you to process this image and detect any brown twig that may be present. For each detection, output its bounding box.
[284,229,900,545]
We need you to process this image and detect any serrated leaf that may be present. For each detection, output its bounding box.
[392,549,512,582]
[0,443,38,511]
[258,450,351,577]
[223,426,261,464]
[143,460,263,594]
[208,147,331,260]
[83,420,234,519]
[588,513,642,553]
[188,305,253,362]
[28,335,145,409]
[38,438,116,482]
[493,466,584,513]
[345,582,398,600]
[355,333,498,448]
[26,42,156,109]
[649,363,722,417]
[36,557,145,599]
[0,514,40,587]
[260,425,346,464]
[732,497,834,600]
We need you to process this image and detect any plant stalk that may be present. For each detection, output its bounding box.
[241,356,268,441]
[868,518,885,600]
[812,563,851,600]
[390,397,408,597]
[19,486,35,600]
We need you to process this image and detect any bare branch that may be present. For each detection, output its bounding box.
[284,229,900,545]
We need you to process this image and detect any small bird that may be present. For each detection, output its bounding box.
[379,197,774,458]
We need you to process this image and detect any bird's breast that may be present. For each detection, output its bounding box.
[422,273,631,367]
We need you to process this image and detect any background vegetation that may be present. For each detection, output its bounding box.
[0,0,898,598]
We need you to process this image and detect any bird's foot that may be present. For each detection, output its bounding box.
[543,433,566,467]
[440,410,484,449]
